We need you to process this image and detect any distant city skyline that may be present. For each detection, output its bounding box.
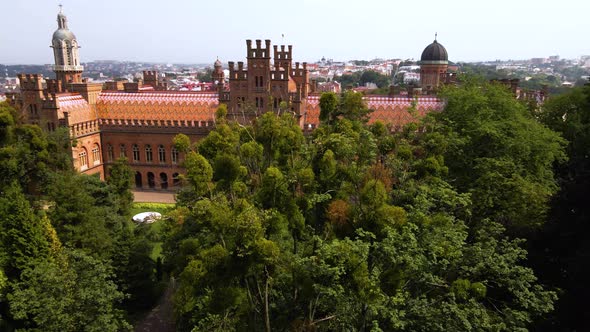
[1,0,589,65]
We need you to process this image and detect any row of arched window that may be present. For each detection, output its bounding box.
[106,144,179,164]
[78,143,101,171]
[135,171,180,190]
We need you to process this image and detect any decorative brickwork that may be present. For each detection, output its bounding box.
[11,9,455,190]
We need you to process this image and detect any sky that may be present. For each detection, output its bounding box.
[1,0,589,65]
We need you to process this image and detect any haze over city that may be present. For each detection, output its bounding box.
[2,0,589,64]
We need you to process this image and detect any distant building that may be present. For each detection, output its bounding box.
[531,58,548,65]
[7,8,449,190]
[317,81,341,94]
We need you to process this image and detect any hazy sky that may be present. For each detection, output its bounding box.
[1,0,589,65]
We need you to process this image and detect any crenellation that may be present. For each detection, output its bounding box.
[14,7,465,188]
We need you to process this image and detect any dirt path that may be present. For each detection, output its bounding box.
[134,277,177,332]
[133,191,176,204]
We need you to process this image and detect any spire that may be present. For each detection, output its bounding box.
[434,32,438,42]
[57,5,68,30]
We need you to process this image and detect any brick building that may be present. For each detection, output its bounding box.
[7,8,451,190]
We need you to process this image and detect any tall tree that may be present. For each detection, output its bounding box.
[530,84,590,330]
[0,183,50,278]
[8,249,130,332]
[433,81,566,233]
[106,157,134,215]
[164,89,557,331]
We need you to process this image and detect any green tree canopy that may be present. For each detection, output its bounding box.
[433,81,567,232]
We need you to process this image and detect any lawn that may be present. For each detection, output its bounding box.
[130,202,175,262]
[129,202,175,217]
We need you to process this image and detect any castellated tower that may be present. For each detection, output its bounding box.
[51,6,83,92]
[247,39,272,111]
[143,70,168,91]
[226,39,309,124]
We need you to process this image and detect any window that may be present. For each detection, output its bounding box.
[92,144,100,165]
[120,144,127,158]
[171,147,179,164]
[132,144,140,162]
[147,172,155,188]
[107,144,114,162]
[255,97,264,108]
[79,148,88,171]
[145,145,153,163]
[158,145,166,163]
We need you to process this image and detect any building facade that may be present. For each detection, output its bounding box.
[7,9,449,190]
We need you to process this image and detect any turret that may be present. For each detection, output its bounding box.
[51,5,83,92]
[419,34,449,94]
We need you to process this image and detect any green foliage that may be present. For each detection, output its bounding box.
[130,202,175,216]
[0,183,50,277]
[215,104,228,121]
[334,70,391,89]
[107,157,134,215]
[528,84,590,330]
[0,101,158,330]
[8,249,130,332]
[174,133,192,153]
[197,67,213,82]
[46,173,126,258]
[166,83,557,331]
[435,81,567,232]
[319,92,338,124]
[183,151,213,197]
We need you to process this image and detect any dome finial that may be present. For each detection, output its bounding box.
[435,32,437,42]
[57,4,68,29]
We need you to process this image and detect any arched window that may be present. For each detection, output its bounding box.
[160,173,168,190]
[145,145,153,163]
[135,172,143,188]
[107,144,114,162]
[92,144,100,165]
[172,172,180,187]
[158,145,166,163]
[147,172,155,189]
[132,144,140,162]
[120,144,127,158]
[171,147,179,164]
[79,148,88,171]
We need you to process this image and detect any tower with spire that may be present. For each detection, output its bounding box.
[51,5,83,92]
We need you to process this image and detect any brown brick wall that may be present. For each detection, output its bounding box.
[101,130,205,190]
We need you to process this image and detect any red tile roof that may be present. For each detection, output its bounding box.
[303,94,444,127]
[57,94,90,113]
[97,91,219,122]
